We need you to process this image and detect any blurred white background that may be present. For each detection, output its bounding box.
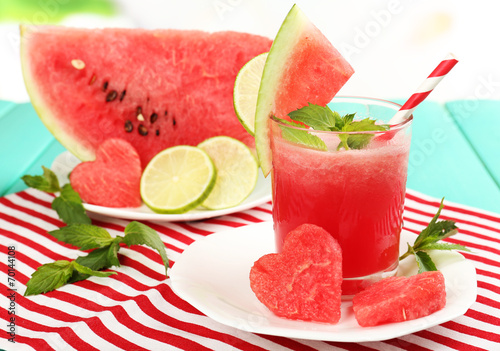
[1,0,499,103]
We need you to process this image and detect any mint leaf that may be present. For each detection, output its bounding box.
[413,199,457,249]
[340,113,356,127]
[288,103,337,131]
[275,117,327,151]
[123,221,169,274]
[51,184,91,225]
[72,261,116,277]
[25,259,117,295]
[419,242,470,252]
[106,238,122,267]
[21,166,61,193]
[69,244,121,284]
[74,245,118,271]
[49,224,114,250]
[24,260,74,296]
[413,249,437,273]
[338,118,389,150]
[337,134,350,151]
[416,221,458,248]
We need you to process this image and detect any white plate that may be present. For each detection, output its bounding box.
[51,151,271,222]
[169,222,477,342]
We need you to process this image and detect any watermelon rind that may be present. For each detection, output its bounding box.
[20,25,95,162]
[254,4,310,177]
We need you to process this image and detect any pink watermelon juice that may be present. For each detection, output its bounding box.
[270,97,412,295]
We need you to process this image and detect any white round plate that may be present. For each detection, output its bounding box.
[51,151,271,222]
[169,222,477,342]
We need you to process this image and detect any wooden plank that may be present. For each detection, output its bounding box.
[5,139,66,195]
[0,102,65,196]
[445,100,500,188]
[405,101,500,213]
[0,100,15,119]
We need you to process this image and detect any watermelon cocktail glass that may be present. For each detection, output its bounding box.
[270,97,413,297]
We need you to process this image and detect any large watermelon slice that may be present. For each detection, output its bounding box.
[254,5,354,176]
[20,25,272,167]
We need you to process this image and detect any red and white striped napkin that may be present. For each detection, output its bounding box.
[1,188,499,351]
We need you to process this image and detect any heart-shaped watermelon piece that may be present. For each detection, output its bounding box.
[70,138,142,208]
[249,224,342,323]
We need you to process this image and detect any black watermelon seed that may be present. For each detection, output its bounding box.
[173,118,176,126]
[106,90,118,102]
[119,90,126,101]
[124,120,133,133]
[102,81,109,91]
[156,129,160,136]
[164,110,168,116]
[150,113,158,124]
[138,124,148,136]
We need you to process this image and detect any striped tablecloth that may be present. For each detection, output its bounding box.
[1,188,499,351]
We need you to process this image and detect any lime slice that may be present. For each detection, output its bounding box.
[140,146,216,214]
[198,136,258,210]
[233,52,268,136]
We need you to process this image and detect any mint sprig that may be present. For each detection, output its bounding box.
[399,198,470,273]
[22,167,169,296]
[280,103,389,150]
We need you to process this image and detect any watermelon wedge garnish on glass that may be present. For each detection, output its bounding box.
[20,25,272,168]
[253,4,354,176]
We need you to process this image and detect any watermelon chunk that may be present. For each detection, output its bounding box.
[20,26,272,167]
[249,224,342,323]
[352,271,446,327]
[70,138,141,208]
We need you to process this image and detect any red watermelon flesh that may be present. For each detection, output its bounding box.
[20,25,272,167]
[249,224,342,323]
[352,271,446,327]
[273,23,354,119]
[70,138,142,208]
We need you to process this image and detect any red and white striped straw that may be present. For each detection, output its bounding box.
[390,53,459,124]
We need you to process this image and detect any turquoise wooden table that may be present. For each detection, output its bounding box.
[1,99,499,214]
